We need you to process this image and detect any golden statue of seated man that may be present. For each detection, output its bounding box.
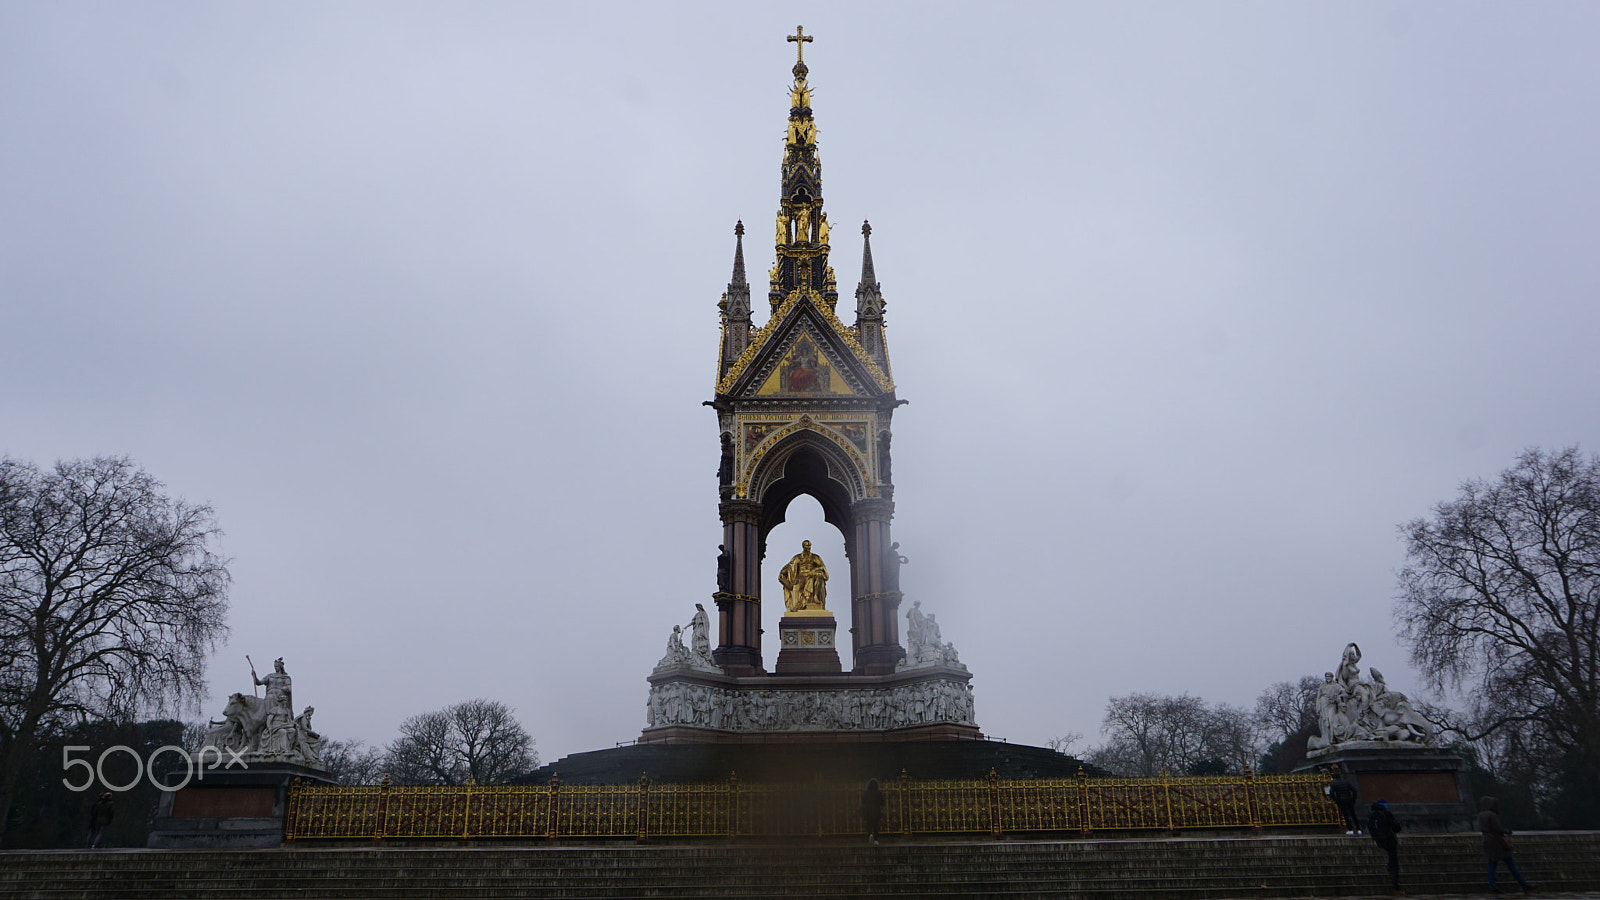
[779,540,828,613]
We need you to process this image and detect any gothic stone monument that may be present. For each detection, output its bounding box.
[643,29,977,745]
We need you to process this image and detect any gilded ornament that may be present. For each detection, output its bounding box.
[778,540,829,614]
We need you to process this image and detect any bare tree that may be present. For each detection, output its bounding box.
[1250,676,1322,773]
[318,738,387,786]
[0,457,228,835]
[384,698,536,785]
[1046,732,1084,756]
[1086,693,1261,776]
[1398,446,1600,822]
[1253,677,1320,745]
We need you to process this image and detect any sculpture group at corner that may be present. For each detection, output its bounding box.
[899,599,965,670]
[1307,642,1433,755]
[203,657,327,769]
[656,603,717,672]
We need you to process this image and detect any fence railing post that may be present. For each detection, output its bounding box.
[898,769,911,837]
[1161,769,1174,831]
[1246,768,1261,830]
[988,768,1002,838]
[727,771,740,840]
[637,773,650,843]
[284,778,300,842]
[546,773,561,841]
[1077,767,1090,836]
[375,775,390,842]
[462,777,474,840]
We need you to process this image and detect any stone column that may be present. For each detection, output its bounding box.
[714,500,764,674]
[849,497,903,674]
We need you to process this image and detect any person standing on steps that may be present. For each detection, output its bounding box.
[1325,768,1360,834]
[1479,796,1531,893]
[1367,798,1404,896]
[861,779,884,846]
[86,791,114,849]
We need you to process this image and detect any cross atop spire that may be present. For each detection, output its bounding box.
[787,26,813,64]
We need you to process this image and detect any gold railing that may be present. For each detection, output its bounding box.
[287,770,1340,841]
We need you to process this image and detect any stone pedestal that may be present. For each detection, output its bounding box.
[147,762,335,848]
[774,613,841,674]
[1297,746,1474,832]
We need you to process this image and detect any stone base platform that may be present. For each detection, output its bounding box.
[524,737,1098,785]
[1297,746,1473,832]
[146,762,336,849]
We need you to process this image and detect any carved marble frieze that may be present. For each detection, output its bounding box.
[645,677,975,733]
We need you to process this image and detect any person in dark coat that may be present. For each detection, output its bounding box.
[860,779,884,845]
[1368,799,1403,896]
[87,792,114,849]
[1326,769,1360,834]
[1479,796,1531,892]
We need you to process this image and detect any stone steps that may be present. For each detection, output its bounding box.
[3,833,1598,899]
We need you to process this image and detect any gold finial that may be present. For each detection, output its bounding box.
[787,26,813,64]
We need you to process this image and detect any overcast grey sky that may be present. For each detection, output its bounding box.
[4,3,1598,766]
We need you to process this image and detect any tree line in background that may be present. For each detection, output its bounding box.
[1064,448,1599,829]
[315,697,539,787]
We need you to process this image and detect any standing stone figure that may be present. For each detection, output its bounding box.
[715,544,731,594]
[885,542,907,592]
[253,657,295,755]
[689,603,713,666]
[778,540,828,612]
[1308,672,1348,751]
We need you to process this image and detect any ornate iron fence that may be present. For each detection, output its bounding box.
[286,770,1340,841]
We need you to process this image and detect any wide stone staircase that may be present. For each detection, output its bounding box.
[4,832,1599,899]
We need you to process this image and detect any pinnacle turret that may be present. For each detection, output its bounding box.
[727,220,750,313]
[854,220,887,363]
[719,221,754,376]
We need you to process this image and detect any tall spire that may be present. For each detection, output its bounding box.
[720,221,753,375]
[770,26,837,311]
[857,220,879,295]
[729,220,749,300]
[854,220,887,363]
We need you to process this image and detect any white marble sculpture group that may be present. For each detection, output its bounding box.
[1306,642,1434,755]
[898,600,966,670]
[654,602,719,672]
[202,657,327,768]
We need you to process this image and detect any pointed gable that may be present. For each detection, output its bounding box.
[717,289,893,400]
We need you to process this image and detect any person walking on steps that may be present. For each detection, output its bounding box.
[86,791,114,849]
[1479,796,1531,893]
[1325,769,1360,834]
[861,778,884,846]
[1368,798,1404,896]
